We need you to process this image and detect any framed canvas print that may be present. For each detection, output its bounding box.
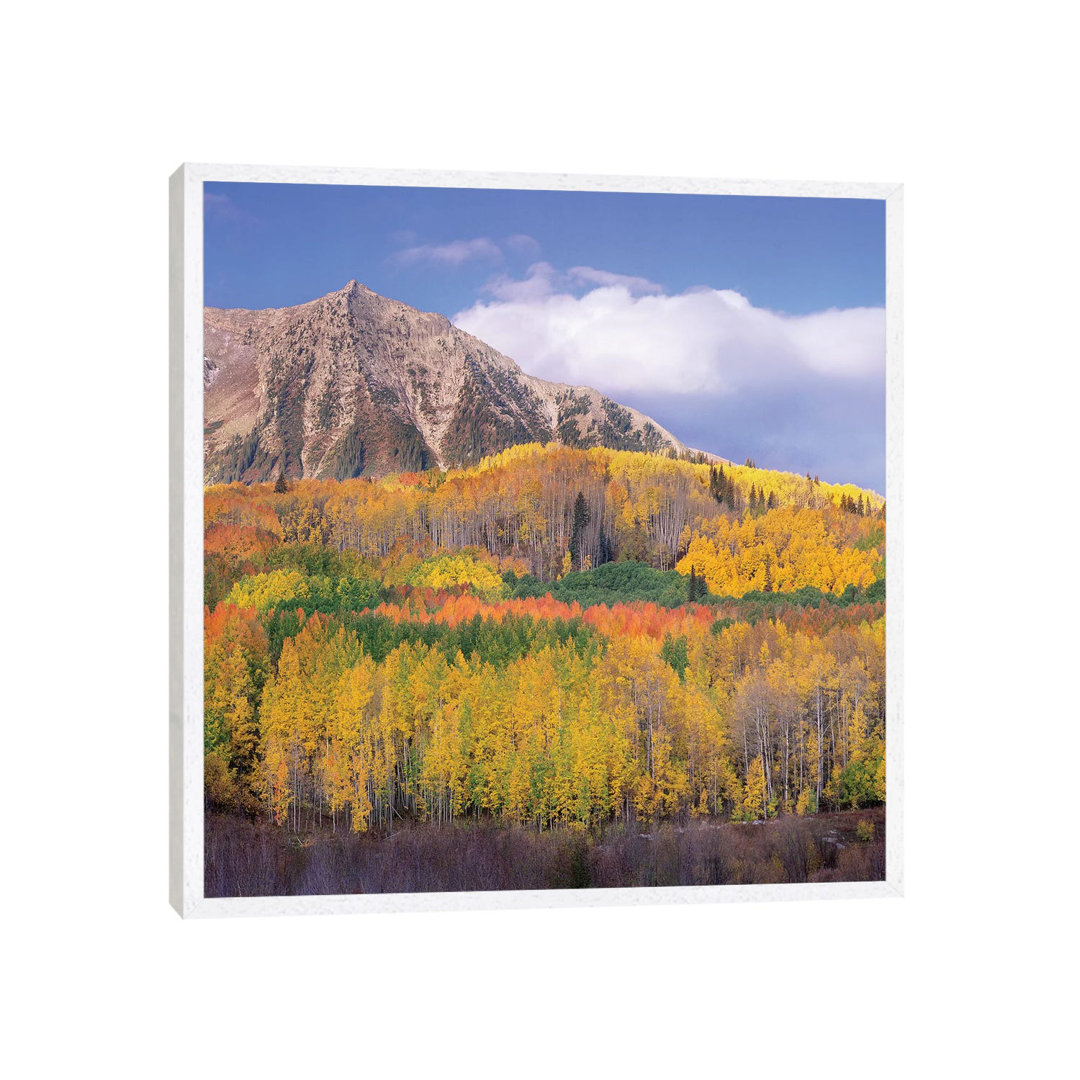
[170,164,902,917]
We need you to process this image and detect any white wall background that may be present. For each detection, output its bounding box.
[5,2,1073,1075]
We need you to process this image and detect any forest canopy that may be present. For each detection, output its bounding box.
[204,443,885,839]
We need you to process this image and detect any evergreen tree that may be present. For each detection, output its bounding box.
[274,469,288,494]
[597,530,613,567]
[689,565,708,601]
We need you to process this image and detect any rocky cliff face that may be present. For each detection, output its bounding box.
[203,281,685,483]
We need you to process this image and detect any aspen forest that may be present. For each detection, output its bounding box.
[204,443,887,895]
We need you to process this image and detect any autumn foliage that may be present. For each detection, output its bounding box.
[204,443,886,840]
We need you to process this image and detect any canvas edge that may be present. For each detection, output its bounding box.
[183,161,897,200]
[884,186,904,897]
[170,163,207,918]
[168,166,185,916]
[187,880,898,920]
[171,164,902,918]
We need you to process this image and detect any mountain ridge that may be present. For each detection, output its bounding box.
[203,281,688,483]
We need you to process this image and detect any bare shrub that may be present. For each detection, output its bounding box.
[205,809,886,897]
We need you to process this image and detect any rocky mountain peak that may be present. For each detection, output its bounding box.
[203,283,686,484]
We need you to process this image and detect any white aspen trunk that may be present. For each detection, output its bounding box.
[816,687,824,804]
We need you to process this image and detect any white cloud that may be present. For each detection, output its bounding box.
[779,306,886,377]
[393,237,502,267]
[482,261,562,302]
[480,262,662,304]
[568,266,663,295]
[453,264,884,395]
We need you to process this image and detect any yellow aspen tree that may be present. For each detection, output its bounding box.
[744,755,767,821]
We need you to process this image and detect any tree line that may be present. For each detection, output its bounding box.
[204,443,887,834]
[206,443,884,591]
[205,596,884,832]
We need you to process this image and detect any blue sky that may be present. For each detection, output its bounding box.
[205,182,886,490]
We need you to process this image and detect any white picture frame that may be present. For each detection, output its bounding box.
[170,163,903,918]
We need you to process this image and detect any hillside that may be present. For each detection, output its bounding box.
[203,441,886,856]
[205,442,884,595]
[204,281,686,482]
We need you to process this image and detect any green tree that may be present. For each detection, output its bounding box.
[660,633,689,679]
[569,490,590,571]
